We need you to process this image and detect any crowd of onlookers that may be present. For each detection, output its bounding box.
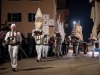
[0,30,70,64]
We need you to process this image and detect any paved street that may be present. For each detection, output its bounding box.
[0,50,100,75]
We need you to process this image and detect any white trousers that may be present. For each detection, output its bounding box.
[36,45,43,60]
[88,46,95,56]
[8,45,19,68]
[56,45,62,57]
[42,45,48,58]
[75,46,78,55]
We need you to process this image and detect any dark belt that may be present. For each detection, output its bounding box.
[36,44,41,45]
[9,43,18,46]
[44,44,48,46]
[57,44,61,45]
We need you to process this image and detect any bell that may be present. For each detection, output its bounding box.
[11,37,14,40]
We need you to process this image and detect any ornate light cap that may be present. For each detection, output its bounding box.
[35,8,42,18]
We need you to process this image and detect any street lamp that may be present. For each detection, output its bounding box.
[73,21,76,25]
[73,21,76,28]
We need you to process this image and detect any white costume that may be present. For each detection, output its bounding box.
[71,21,83,42]
[88,33,96,57]
[54,33,62,57]
[32,32,44,62]
[75,24,83,41]
[42,35,49,58]
[32,8,44,62]
[5,24,22,69]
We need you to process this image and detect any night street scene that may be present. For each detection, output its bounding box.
[0,0,100,75]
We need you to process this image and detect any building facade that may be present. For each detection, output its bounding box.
[0,0,1,28]
[90,0,100,37]
[57,0,69,38]
[57,9,69,22]
[1,0,56,36]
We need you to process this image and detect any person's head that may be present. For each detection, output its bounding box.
[56,33,60,37]
[44,34,48,37]
[11,24,16,31]
[37,31,41,35]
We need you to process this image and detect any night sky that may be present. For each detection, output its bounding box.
[68,0,94,42]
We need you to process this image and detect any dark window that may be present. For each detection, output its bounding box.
[9,0,21,1]
[29,0,41,1]
[7,13,21,22]
[28,13,36,22]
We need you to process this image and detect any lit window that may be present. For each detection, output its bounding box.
[7,13,21,22]
[28,13,36,22]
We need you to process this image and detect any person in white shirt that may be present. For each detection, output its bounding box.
[32,30,44,62]
[5,24,22,72]
[42,34,50,59]
[88,33,96,57]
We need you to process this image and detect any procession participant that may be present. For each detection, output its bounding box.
[5,24,22,72]
[32,30,44,62]
[72,37,76,56]
[74,38,80,56]
[71,20,83,55]
[42,34,50,59]
[88,40,95,57]
[89,33,97,57]
[55,32,62,57]
[32,8,44,62]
